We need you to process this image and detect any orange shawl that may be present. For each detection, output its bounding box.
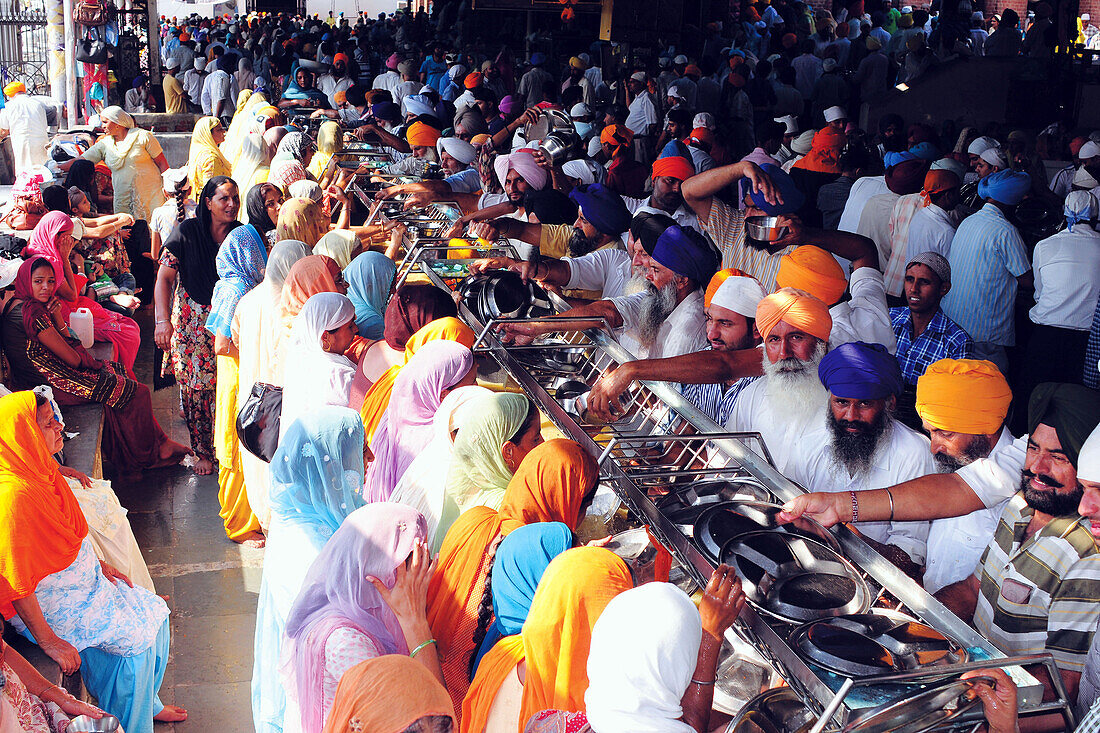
[461,547,632,733]
[427,439,598,720]
[361,317,476,444]
[0,392,88,619]
[322,655,455,733]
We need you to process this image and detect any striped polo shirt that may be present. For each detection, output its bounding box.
[973,493,1100,673]
[699,199,795,294]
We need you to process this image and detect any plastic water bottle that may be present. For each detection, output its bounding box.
[69,308,94,349]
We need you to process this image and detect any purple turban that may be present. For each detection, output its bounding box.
[568,183,630,236]
[749,163,805,216]
[651,224,719,286]
[818,341,904,400]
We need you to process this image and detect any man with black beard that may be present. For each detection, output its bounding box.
[789,341,934,574]
[317,52,354,109]
[498,223,716,361]
[466,184,635,301]
[622,154,699,228]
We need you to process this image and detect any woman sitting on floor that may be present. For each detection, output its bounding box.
[5,258,188,471]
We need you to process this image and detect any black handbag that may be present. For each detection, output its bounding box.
[236,382,282,462]
[75,28,108,64]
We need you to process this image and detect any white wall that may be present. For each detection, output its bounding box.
[159,0,244,19]
[303,0,400,19]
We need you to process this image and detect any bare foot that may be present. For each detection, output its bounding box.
[158,439,191,462]
[154,705,187,722]
[238,532,266,549]
[191,457,215,476]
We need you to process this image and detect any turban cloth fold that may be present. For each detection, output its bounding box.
[922,169,960,199]
[494,151,549,190]
[1065,190,1098,231]
[437,137,476,165]
[755,288,832,342]
[1027,383,1100,467]
[886,159,931,195]
[916,359,1012,434]
[406,121,441,147]
[600,124,634,150]
[568,183,630,236]
[818,341,903,399]
[704,268,746,308]
[709,275,767,319]
[776,245,848,306]
[3,81,24,97]
[793,128,845,174]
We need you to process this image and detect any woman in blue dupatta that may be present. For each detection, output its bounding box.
[205,222,268,546]
[343,251,396,341]
[278,61,330,109]
[469,522,573,675]
[251,406,366,733]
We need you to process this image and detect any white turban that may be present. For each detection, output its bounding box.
[710,275,768,319]
[436,136,476,165]
[979,147,1009,169]
[1075,166,1100,189]
[967,135,999,156]
[1080,140,1100,160]
[931,157,967,180]
[561,158,605,185]
[1065,190,1099,231]
[774,114,799,134]
[824,106,847,123]
[1081,423,1100,482]
[402,94,435,118]
[791,129,815,155]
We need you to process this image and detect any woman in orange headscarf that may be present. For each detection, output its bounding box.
[426,439,599,719]
[322,655,455,733]
[359,316,476,443]
[460,547,632,733]
[270,254,342,385]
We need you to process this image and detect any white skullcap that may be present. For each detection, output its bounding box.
[587,135,603,158]
[436,136,476,165]
[630,71,647,82]
[775,114,799,134]
[931,157,967,180]
[561,158,603,185]
[710,275,767,319]
[673,54,688,64]
[1080,423,1100,482]
[824,105,847,122]
[979,147,1009,169]
[1084,12,1091,20]
[693,112,717,130]
[1064,189,1099,229]
[792,129,815,154]
[967,136,999,156]
[165,57,180,70]
[667,86,686,100]
[569,102,591,119]
[194,57,206,71]
[1080,140,1100,160]
[1075,166,1100,189]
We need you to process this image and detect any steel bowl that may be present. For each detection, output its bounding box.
[724,688,815,733]
[67,715,121,733]
[745,215,788,242]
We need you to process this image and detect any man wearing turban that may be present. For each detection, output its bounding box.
[0,80,49,178]
[383,121,441,176]
[724,289,833,474]
[941,168,1033,374]
[903,164,962,267]
[793,341,934,573]
[499,224,717,360]
[620,151,699,229]
[601,124,649,198]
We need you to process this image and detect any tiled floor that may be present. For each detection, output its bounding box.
[109,309,262,732]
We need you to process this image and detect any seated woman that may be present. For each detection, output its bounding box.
[462,547,633,732]
[364,340,477,502]
[390,385,492,551]
[0,391,186,732]
[280,292,359,440]
[252,407,366,733]
[349,283,458,411]
[0,619,114,732]
[427,439,598,715]
[282,503,440,730]
[66,187,142,309]
[323,656,454,733]
[6,258,188,470]
[64,159,112,215]
[278,64,331,110]
[22,211,141,378]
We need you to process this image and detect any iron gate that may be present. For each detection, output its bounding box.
[0,0,48,94]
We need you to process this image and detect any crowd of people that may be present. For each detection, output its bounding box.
[0,1,1096,732]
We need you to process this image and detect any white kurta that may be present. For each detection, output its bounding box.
[829,267,898,354]
[924,429,1023,593]
[0,94,49,177]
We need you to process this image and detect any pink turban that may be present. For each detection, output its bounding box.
[493,151,549,191]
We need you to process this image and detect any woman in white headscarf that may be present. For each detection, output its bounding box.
[561,158,606,187]
[388,384,492,552]
[60,106,169,221]
[278,292,358,440]
[232,131,271,210]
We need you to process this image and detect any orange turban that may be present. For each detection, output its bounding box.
[793,128,846,174]
[333,90,347,106]
[651,155,694,181]
[689,127,714,147]
[406,121,441,147]
[776,245,848,306]
[3,81,24,97]
[922,169,960,196]
[704,267,747,307]
[915,359,1012,434]
[600,124,633,149]
[755,288,832,342]
[464,71,482,89]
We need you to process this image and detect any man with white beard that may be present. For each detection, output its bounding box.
[724,288,833,474]
[499,223,716,359]
[789,341,935,573]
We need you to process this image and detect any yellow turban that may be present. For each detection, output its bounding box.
[406,121,441,147]
[755,288,832,343]
[776,245,848,306]
[3,81,25,97]
[915,359,1012,434]
[704,267,746,308]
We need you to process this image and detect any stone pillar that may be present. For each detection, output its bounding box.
[46,0,65,102]
[62,0,77,126]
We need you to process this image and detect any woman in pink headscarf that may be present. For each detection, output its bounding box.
[22,211,141,378]
[363,340,477,503]
[280,503,441,732]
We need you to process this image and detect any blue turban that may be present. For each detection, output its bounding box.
[569,183,631,237]
[883,150,918,168]
[371,101,401,123]
[909,141,940,161]
[749,163,805,216]
[659,139,695,168]
[977,169,1031,206]
[817,341,904,399]
[531,52,546,66]
[651,224,719,285]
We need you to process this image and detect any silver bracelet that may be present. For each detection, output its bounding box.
[850,490,859,523]
[885,487,895,522]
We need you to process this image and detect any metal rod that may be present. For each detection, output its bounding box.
[808,678,853,733]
